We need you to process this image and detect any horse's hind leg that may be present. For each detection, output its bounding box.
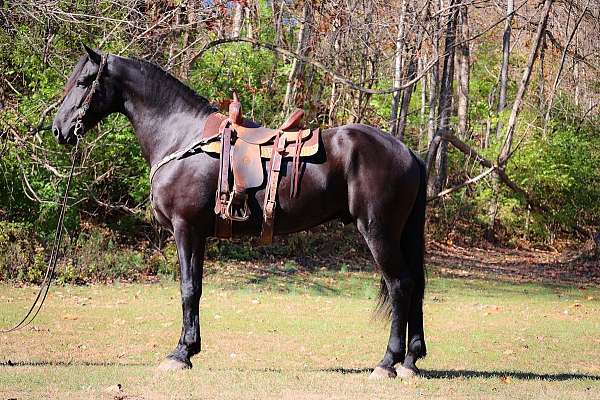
[398,237,426,377]
[399,292,426,377]
[399,169,427,377]
[356,218,414,379]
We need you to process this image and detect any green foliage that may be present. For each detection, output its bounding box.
[512,102,600,230]
[0,222,46,282]
[2,2,600,285]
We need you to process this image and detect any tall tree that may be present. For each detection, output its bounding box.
[543,0,588,135]
[489,0,555,234]
[495,0,514,138]
[389,0,408,136]
[283,1,313,110]
[499,0,554,164]
[428,0,458,197]
[427,0,441,146]
[231,0,246,37]
[456,3,470,139]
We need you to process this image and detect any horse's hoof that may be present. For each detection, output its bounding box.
[369,366,397,380]
[157,357,191,372]
[396,365,418,379]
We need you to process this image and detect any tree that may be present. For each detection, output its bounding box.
[456,3,470,139]
[283,1,313,111]
[495,0,514,139]
[389,0,408,137]
[428,0,458,198]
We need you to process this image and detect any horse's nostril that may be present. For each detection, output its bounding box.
[53,127,60,137]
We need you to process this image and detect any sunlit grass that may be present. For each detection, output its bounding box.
[1,269,599,399]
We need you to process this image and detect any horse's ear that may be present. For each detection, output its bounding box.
[82,44,102,65]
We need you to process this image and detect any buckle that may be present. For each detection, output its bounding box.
[264,200,275,217]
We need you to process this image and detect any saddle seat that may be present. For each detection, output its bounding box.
[201,93,320,244]
[235,109,306,145]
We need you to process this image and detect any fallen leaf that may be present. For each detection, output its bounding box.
[103,383,122,393]
[499,376,511,384]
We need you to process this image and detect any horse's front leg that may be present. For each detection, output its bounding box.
[158,220,205,371]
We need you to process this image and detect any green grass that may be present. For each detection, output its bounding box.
[1,269,599,399]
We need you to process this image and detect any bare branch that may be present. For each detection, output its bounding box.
[427,166,496,202]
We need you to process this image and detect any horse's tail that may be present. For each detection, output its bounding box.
[405,154,427,315]
[375,152,427,327]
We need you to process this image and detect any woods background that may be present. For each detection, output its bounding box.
[1,0,599,282]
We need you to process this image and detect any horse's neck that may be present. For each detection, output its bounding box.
[114,57,211,166]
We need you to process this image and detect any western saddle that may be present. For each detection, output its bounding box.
[199,93,320,244]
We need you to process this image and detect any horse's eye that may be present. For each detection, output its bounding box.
[77,80,87,87]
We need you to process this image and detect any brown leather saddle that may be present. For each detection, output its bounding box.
[200,93,320,244]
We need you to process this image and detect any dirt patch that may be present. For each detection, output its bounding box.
[426,241,600,286]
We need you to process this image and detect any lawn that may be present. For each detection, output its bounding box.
[1,267,599,399]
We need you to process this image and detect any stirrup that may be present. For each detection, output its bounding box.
[224,192,250,222]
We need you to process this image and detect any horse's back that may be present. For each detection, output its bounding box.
[324,123,422,188]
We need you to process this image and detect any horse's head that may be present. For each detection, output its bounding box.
[52,45,118,145]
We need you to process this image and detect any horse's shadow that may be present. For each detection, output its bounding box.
[322,367,600,381]
[4,361,599,382]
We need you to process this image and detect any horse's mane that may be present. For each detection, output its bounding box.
[120,55,214,113]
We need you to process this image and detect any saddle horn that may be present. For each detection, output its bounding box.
[229,91,242,125]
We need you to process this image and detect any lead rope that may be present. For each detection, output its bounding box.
[1,54,106,333]
[1,137,80,333]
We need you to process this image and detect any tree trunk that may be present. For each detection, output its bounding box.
[245,2,255,39]
[390,0,407,136]
[489,0,554,236]
[427,3,440,146]
[499,0,554,164]
[574,57,580,107]
[543,1,588,135]
[457,3,470,139]
[419,57,427,150]
[271,0,284,46]
[428,0,458,198]
[397,56,417,140]
[231,1,245,37]
[538,33,546,109]
[179,0,197,80]
[283,1,313,110]
[495,0,514,138]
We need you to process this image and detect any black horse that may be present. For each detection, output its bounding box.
[52,46,427,379]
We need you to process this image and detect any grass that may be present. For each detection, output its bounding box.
[1,267,599,399]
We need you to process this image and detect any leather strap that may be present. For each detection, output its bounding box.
[260,130,284,244]
[290,129,302,198]
[214,119,233,238]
